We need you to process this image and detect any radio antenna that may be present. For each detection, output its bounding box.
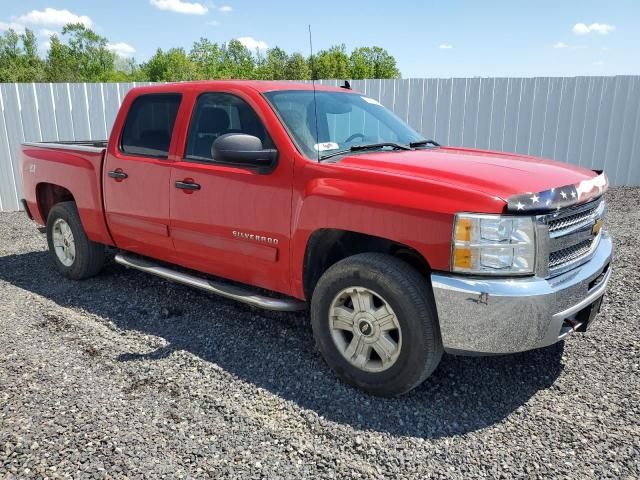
[308,24,320,162]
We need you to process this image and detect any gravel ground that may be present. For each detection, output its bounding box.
[1,187,639,479]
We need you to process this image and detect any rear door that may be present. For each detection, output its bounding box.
[169,90,294,294]
[103,93,181,261]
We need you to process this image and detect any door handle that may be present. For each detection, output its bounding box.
[175,180,201,191]
[108,169,128,180]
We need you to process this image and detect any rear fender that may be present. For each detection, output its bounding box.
[21,145,114,246]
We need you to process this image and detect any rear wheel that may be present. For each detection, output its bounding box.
[46,201,105,280]
[311,253,443,396]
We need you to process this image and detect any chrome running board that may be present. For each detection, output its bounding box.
[114,253,307,312]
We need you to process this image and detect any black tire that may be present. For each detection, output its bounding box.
[46,201,105,280]
[311,253,443,396]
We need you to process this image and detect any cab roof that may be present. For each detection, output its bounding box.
[128,80,355,95]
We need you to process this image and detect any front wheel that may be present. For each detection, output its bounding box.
[46,201,105,280]
[311,253,443,396]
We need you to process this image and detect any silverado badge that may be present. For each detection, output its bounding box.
[232,230,279,245]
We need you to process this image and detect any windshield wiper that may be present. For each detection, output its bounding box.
[351,142,412,152]
[409,139,441,148]
[320,142,411,161]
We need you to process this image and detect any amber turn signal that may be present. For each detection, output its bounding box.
[454,218,472,242]
[453,247,472,269]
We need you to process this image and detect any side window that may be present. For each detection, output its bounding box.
[185,93,273,161]
[120,94,181,158]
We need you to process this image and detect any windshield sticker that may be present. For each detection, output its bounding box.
[314,142,340,152]
[361,96,382,106]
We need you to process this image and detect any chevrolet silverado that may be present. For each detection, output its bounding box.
[20,81,612,395]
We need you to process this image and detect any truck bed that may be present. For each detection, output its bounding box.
[20,139,113,246]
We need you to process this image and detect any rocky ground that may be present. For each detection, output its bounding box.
[1,187,639,479]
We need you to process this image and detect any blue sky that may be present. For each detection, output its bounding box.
[1,0,638,78]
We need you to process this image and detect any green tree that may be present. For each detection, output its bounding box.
[349,46,400,79]
[0,29,20,58]
[46,35,77,81]
[284,52,311,80]
[221,39,255,79]
[104,56,143,81]
[313,44,350,79]
[349,47,373,79]
[46,23,116,81]
[22,29,45,75]
[190,38,224,79]
[262,47,288,80]
[141,47,198,81]
[0,28,46,82]
[1,28,402,82]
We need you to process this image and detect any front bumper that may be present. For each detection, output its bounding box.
[431,232,613,355]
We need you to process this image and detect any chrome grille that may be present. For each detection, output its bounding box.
[548,201,601,233]
[549,239,593,269]
[541,198,605,276]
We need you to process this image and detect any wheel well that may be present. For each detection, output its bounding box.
[36,183,75,221]
[302,229,431,299]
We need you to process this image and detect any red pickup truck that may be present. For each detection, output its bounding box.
[20,81,612,395]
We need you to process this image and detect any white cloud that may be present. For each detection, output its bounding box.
[588,23,616,34]
[237,36,268,51]
[0,21,25,33]
[438,44,453,49]
[593,60,604,66]
[207,20,219,26]
[150,0,208,15]
[573,22,616,35]
[219,5,233,13]
[572,23,591,35]
[107,42,136,57]
[553,41,586,50]
[14,8,93,27]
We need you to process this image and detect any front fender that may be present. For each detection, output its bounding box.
[290,173,504,299]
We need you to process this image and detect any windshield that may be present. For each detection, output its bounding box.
[263,90,423,160]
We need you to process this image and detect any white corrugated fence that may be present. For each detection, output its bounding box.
[1,76,639,211]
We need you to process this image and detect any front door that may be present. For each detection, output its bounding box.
[104,93,181,261]
[169,92,293,294]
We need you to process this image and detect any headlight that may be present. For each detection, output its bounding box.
[452,213,536,275]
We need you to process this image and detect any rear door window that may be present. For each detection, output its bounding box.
[120,94,181,158]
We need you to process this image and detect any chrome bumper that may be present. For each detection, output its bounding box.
[431,232,613,355]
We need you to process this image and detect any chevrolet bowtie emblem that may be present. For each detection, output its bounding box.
[592,218,603,236]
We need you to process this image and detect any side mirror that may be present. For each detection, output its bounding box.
[212,133,277,173]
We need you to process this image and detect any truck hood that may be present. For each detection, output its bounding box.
[338,146,599,201]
